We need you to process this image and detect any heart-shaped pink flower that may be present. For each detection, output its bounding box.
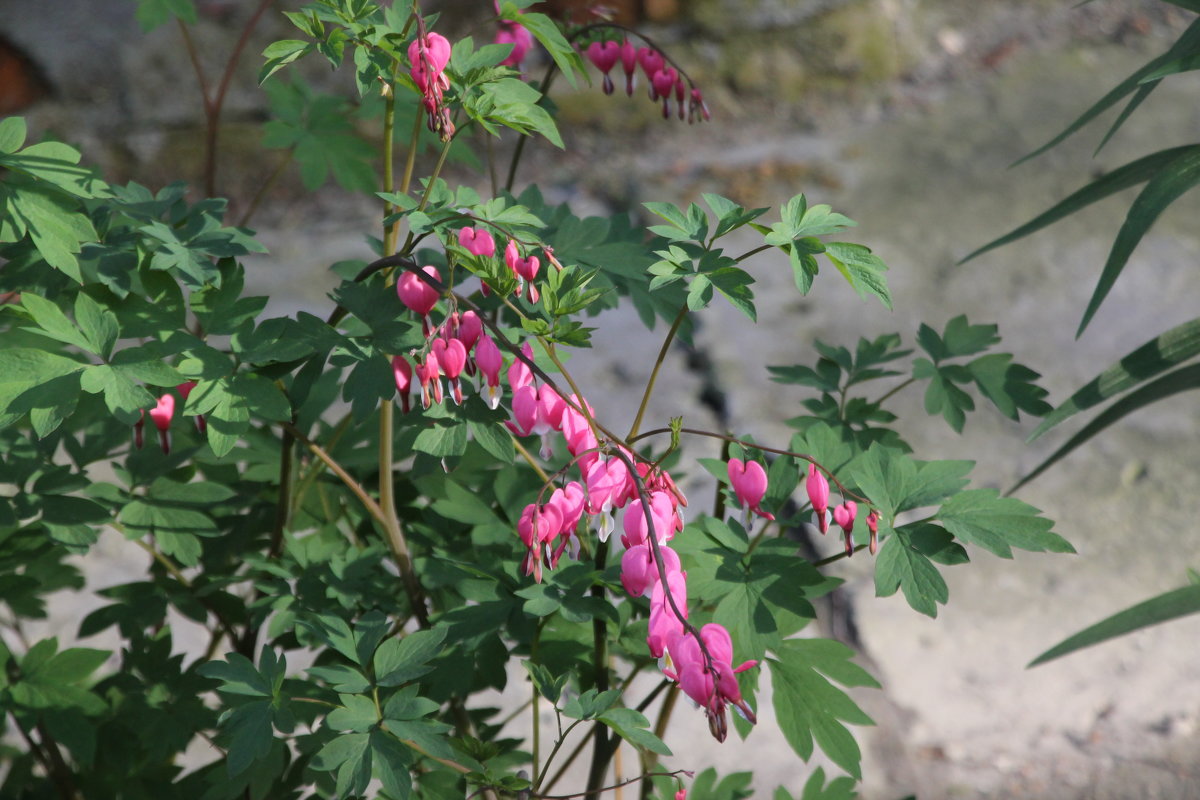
[397,266,441,316]
[458,226,496,257]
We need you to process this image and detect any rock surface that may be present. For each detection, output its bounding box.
[4,0,1200,797]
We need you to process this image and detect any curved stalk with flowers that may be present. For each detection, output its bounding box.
[0,1,1073,798]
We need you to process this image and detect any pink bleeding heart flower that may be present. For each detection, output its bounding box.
[517,501,565,583]
[149,393,175,454]
[647,570,687,659]
[621,490,678,549]
[620,543,681,598]
[620,39,638,95]
[727,458,774,521]
[651,67,678,114]
[866,509,880,555]
[409,32,453,139]
[495,22,534,67]
[408,33,451,84]
[586,40,621,94]
[393,355,413,413]
[176,380,206,434]
[699,623,758,732]
[458,226,496,257]
[689,87,711,123]
[508,341,535,391]
[806,463,830,534]
[474,335,503,409]
[638,47,664,83]
[561,405,598,474]
[504,239,541,303]
[432,338,468,404]
[546,482,587,567]
[674,74,687,119]
[398,266,441,330]
[833,500,858,557]
[416,351,442,408]
[455,310,483,352]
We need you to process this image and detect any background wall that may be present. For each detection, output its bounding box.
[3,1,1200,797]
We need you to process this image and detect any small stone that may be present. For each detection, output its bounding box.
[1119,459,1148,487]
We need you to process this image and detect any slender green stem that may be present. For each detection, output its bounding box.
[813,544,866,567]
[732,243,772,262]
[376,78,429,628]
[531,619,544,785]
[872,376,916,407]
[237,148,293,226]
[630,425,867,503]
[514,435,553,484]
[585,537,612,794]
[284,422,388,526]
[639,684,680,800]
[133,537,242,650]
[538,719,590,795]
[534,718,584,792]
[538,770,693,800]
[627,304,689,440]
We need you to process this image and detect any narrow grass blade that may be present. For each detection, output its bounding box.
[959,146,1198,263]
[1077,149,1200,335]
[1011,363,1200,493]
[1029,584,1200,667]
[1012,18,1200,166]
[1030,316,1200,440]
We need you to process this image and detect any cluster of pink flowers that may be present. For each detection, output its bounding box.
[133,381,204,454]
[496,350,758,738]
[393,277,503,413]
[805,463,878,555]
[408,31,454,139]
[455,226,545,302]
[583,38,710,122]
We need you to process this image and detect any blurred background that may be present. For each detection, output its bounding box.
[3,0,1200,797]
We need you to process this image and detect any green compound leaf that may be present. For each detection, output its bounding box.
[797,766,860,800]
[597,708,672,756]
[966,353,1051,421]
[414,420,469,457]
[0,116,26,154]
[10,639,108,716]
[19,293,94,352]
[198,653,273,698]
[327,694,380,733]
[512,9,584,89]
[937,489,1073,559]
[374,627,448,687]
[824,242,891,310]
[874,525,949,618]
[917,315,1000,362]
[262,78,376,192]
[1029,583,1200,667]
[3,184,98,282]
[132,0,197,30]
[0,347,87,431]
[913,357,973,433]
[770,639,878,780]
[312,732,372,797]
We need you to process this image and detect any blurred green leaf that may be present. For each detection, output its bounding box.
[1029,583,1200,667]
